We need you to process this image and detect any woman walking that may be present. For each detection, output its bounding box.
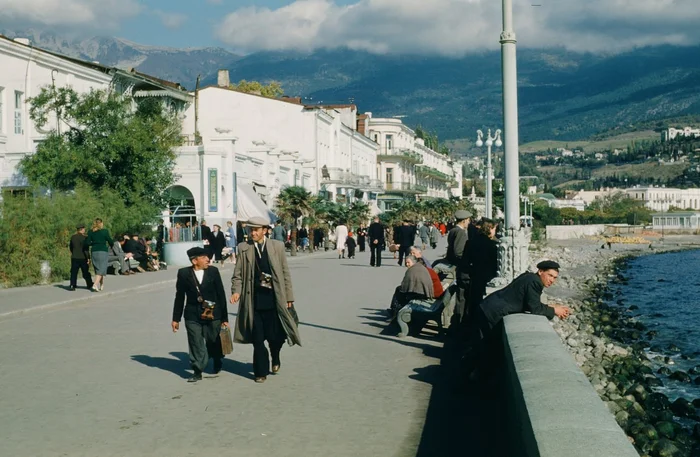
[86,218,114,292]
[334,221,348,259]
[225,221,237,264]
[209,224,227,264]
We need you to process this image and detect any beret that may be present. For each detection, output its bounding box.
[537,260,560,271]
[187,247,208,259]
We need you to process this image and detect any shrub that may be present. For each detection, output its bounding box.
[0,184,158,287]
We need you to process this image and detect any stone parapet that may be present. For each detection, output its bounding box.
[501,314,639,457]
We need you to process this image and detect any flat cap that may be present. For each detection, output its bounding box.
[246,216,271,228]
[76,223,85,230]
[455,210,473,220]
[537,260,560,271]
[187,247,208,259]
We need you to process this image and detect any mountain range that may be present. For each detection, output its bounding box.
[4,28,700,143]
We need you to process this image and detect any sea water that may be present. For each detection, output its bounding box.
[609,249,700,400]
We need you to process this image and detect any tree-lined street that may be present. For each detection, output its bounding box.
[0,244,492,457]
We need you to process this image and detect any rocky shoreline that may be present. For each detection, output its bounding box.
[532,238,700,457]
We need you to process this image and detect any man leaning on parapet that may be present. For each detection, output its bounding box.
[464,260,571,381]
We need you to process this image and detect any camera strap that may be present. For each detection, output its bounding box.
[191,267,204,303]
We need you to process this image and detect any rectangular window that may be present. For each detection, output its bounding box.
[386,134,393,151]
[14,91,23,134]
[385,168,393,184]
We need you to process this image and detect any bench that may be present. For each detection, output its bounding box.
[397,282,456,338]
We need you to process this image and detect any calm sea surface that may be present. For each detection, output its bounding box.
[609,249,700,399]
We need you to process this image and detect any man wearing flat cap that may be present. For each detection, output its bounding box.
[172,246,229,383]
[478,260,570,330]
[446,210,472,328]
[464,260,570,380]
[231,216,301,383]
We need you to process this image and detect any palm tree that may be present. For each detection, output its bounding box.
[346,201,370,229]
[275,186,314,256]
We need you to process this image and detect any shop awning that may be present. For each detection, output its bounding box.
[237,183,276,223]
[370,200,383,216]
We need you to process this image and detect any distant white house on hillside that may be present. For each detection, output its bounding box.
[663,127,700,141]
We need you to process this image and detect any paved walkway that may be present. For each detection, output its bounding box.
[0,241,502,457]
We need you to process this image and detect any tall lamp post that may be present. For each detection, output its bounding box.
[501,0,520,230]
[476,129,502,219]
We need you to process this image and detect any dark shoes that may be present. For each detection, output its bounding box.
[187,372,202,383]
[254,376,267,383]
[271,364,281,374]
[68,285,76,291]
[213,358,223,374]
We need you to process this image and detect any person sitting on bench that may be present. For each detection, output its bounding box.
[123,235,147,271]
[388,255,434,318]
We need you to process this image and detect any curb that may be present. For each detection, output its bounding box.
[0,250,326,321]
[0,279,176,322]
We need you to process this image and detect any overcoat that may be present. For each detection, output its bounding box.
[231,239,302,346]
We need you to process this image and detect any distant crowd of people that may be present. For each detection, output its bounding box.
[68,218,164,292]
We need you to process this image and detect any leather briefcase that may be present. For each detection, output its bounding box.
[220,326,234,355]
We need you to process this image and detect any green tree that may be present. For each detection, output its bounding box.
[275,186,314,256]
[346,201,370,228]
[19,87,182,208]
[231,80,284,98]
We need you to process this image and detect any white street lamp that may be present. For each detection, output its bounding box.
[476,128,502,219]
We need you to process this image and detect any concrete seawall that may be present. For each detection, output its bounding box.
[501,314,639,457]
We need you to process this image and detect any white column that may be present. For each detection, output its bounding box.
[501,0,520,230]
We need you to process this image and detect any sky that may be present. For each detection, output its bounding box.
[1,0,700,55]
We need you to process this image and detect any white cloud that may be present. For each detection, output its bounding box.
[154,10,187,30]
[215,0,700,55]
[0,0,142,29]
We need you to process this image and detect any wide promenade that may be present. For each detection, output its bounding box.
[0,241,500,457]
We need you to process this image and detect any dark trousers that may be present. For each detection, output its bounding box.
[397,245,411,265]
[347,246,355,258]
[70,258,93,288]
[451,273,470,334]
[185,319,223,374]
[370,242,382,266]
[252,309,286,377]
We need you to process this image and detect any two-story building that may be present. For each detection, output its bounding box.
[625,186,700,212]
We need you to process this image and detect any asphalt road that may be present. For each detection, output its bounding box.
[0,245,465,457]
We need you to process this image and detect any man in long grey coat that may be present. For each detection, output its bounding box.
[231,216,301,383]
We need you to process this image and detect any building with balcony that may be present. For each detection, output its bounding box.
[366,115,459,210]
[174,71,382,226]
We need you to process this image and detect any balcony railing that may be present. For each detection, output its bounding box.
[415,165,453,182]
[385,182,428,194]
[321,167,362,187]
[377,147,423,164]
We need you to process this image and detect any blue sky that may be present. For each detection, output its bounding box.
[1,0,700,55]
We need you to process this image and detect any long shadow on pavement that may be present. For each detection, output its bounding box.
[411,336,507,457]
[131,351,254,380]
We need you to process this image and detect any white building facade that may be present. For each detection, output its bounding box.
[625,186,700,212]
[173,73,382,226]
[663,127,700,141]
[0,35,113,189]
[366,116,461,210]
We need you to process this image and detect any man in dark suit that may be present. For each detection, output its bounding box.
[397,220,417,266]
[200,221,213,259]
[368,216,384,267]
[68,224,93,291]
[446,210,472,329]
[171,247,229,383]
[123,235,147,270]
